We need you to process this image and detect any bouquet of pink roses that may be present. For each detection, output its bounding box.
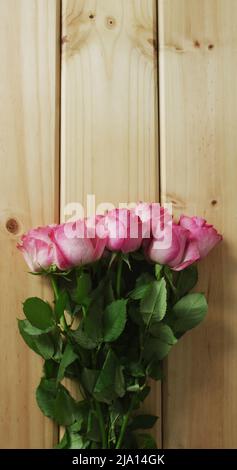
[17,203,222,449]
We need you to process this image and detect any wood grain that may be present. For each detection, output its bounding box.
[0,0,60,448]
[159,0,237,448]
[61,0,160,444]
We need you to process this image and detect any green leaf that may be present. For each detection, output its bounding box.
[53,387,77,426]
[143,335,172,362]
[94,350,125,403]
[73,272,91,305]
[103,299,127,342]
[133,386,151,409]
[176,265,198,297]
[57,343,78,383]
[164,266,177,293]
[30,335,55,359]
[81,368,100,394]
[67,432,89,449]
[146,360,163,381]
[69,401,89,431]
[55,291,68,322]
[130,272,154,300]
[55,431,68,449]
[140,279,167,324]
[44,359,59,379]
[50,328,63,361]
[18,319,38,345]
[18,320,54,359]
[23,297,54,330]
[128,362,145,378]
[84,304,103,344]
[149,323,177,345]
[155,264,163,280]
[36,378,78,426]
[69,420,84,433]
[69,325,98,350]
[17,319,50,336]
[69,345,90,369]
[36,378,57,420]
[135,272,154,287]
[172,293,208,335]
[129,284,150,300]
[130,414,158,431]
[136,433,157,449]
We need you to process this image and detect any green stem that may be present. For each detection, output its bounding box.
[82,305,86,319]
[116,256,123,299]
[115,395,136,449]
[95,401,107,449]
[51,276,59,300]
[50,276,67,331]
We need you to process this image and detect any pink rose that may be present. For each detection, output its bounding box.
[179,215,222,258]
[50,218,107,270]
[147,222,200,271]
[134,202,172,238]
[103,208,143,253]
[17,225,56,272]
[18,218,107,272]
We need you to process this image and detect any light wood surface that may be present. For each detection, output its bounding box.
[159,0,237,448]
[0,0,60,448]
[61,0,160,443]
[2,0,234,449]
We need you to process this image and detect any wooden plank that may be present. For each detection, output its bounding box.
[61,0,160,444]
[0,0,60,448]
[159,0,237,448]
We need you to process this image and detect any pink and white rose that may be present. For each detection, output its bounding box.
[17,225,56,272]
[134,202,172,238]
[147,222,200,271]
[18,208,222,273]
[147,214,222,270]
[18,218,107,272]
[179,215,222,258]
[49,219,107,270]
[102,208,143,253]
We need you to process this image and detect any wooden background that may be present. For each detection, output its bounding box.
[0,0,236,448]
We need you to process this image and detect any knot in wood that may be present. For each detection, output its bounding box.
[6,218,19,234]
[106,16,116,29]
